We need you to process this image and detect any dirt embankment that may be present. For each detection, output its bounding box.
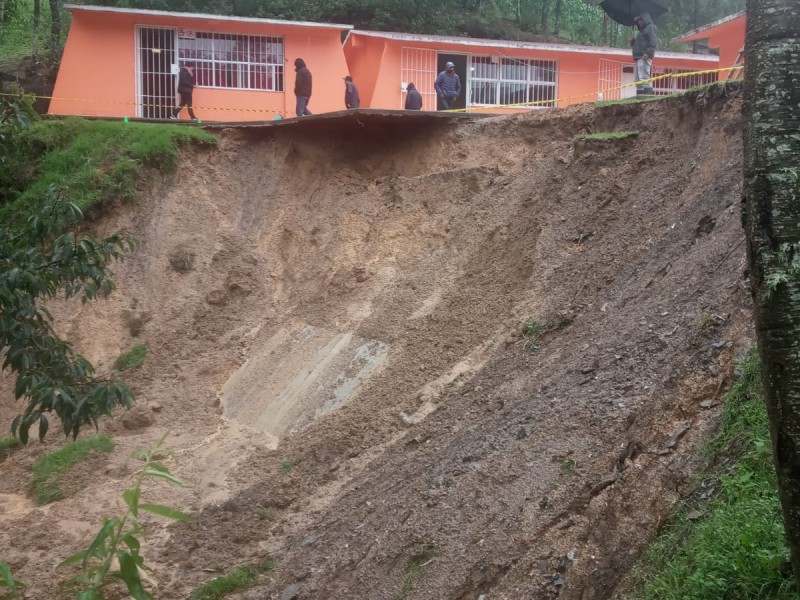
[0,88,749,600]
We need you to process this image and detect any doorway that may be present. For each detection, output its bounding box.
[137,27,176,119]
[435,53,467,111]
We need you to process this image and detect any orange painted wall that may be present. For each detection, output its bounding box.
[345,34,718,112]
[678,15,745,80]
[50,10,351,120]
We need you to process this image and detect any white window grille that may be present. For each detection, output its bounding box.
[400,47,437,110]
[469,57,557,108]
[652,66,716,96]
[178,32,284,92]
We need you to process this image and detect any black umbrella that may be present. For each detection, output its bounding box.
[598,0,669,27]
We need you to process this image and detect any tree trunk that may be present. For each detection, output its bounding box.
[539,0,548,32]
[553,0,562,33]
[48,0,60,51]
[742,0,800,577]
[32,0,40,56]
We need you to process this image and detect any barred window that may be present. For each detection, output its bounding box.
[652,67,716,96]
[178,32,284,92]
[470,57,557,108]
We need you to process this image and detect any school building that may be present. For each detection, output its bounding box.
[49,5,728,121]
[50,5,352,120]
[343,30,718,111]
[674,12,745,79]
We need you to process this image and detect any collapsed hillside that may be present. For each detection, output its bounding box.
[0,88,749,600]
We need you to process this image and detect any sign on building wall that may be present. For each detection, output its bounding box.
[178,29,196,39]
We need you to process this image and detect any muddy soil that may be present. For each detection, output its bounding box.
[0,87,750,600]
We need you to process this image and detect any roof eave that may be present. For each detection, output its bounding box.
[64,4,353,30]
[673,11,745,43]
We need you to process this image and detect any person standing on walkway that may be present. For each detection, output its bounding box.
[294,58,313,116]
[344,75,360,109]
[171,63,197,120]
[405,82,423,110]
[434,62,461,110]
[631,13,657,96]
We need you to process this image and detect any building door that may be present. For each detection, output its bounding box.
[400,47,437,111]
[137,27,176,119]
[621,66,637,99]
[435,53,468,111]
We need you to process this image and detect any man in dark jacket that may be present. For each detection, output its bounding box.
[344,75,360,109]
[171,63,197,120]
[434,62,461,110]
[631,12,657,96]
[294,58,313,116]
[405,82,423,110]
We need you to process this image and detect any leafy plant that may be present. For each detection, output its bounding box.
[32,435,114,505]
[560,457,576,473]
[520,319,565,352]
[0,438,20,450]
[636,350,796,599]
[279,459,293,474]
[1,187,135,443]
[190,558,274,600]
[398,544,434,600]
[0,559,24,599]
[114,344,148,371]
[59,435,190,600]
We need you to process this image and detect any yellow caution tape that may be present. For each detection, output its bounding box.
[0,64,743,119]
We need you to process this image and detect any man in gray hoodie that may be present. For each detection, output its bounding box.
[630,12,657,96]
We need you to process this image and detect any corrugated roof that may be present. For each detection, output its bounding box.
[674,11,745,43]
[347,29,719,62]
[64,4,353,30]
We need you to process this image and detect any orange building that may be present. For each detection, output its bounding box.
[50,5,352,120]
[343,30,719,111]
[675,12,745,79]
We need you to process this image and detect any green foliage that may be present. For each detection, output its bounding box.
[279,459,293,474]
[114,344,148,372]
[0,437,20,450]
[0,118,216,220]
[0,187,135,443]
[763,242,800,298]
[190,558,274,600]
[520,318,564,351]
[574,130,640,143]
[32,435,114,504]
[59,436,189,600]
[397,544,434,600]
[0,559,24,599]
[636,351,796,599]
[560,457,576,473]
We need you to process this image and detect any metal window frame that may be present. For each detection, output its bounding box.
[178,30,284,93]
[134,25,177,118]
[468,55,558,109]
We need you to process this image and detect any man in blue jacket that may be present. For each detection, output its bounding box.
[434,62,461,110]
[405,82,423,110]
[631,13,657,96]
[344,75,360,109]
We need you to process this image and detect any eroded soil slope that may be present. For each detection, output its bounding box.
[0,89,749,600]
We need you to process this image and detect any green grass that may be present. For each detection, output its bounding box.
[32,435,114,505]
[0,118,216,222]
[594,95,669,107]
[398,544,434,600]
[635,350,797,599]
[279,459,293,474]
[114,343,148,371]
[574,130,640,143]
[0,437,21,450]
[190,558,274,600]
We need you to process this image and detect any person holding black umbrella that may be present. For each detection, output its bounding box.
[630,13,657,96]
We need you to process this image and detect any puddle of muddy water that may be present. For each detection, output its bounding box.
[220,324,388,438]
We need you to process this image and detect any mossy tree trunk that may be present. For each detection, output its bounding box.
[742,0,800,576]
